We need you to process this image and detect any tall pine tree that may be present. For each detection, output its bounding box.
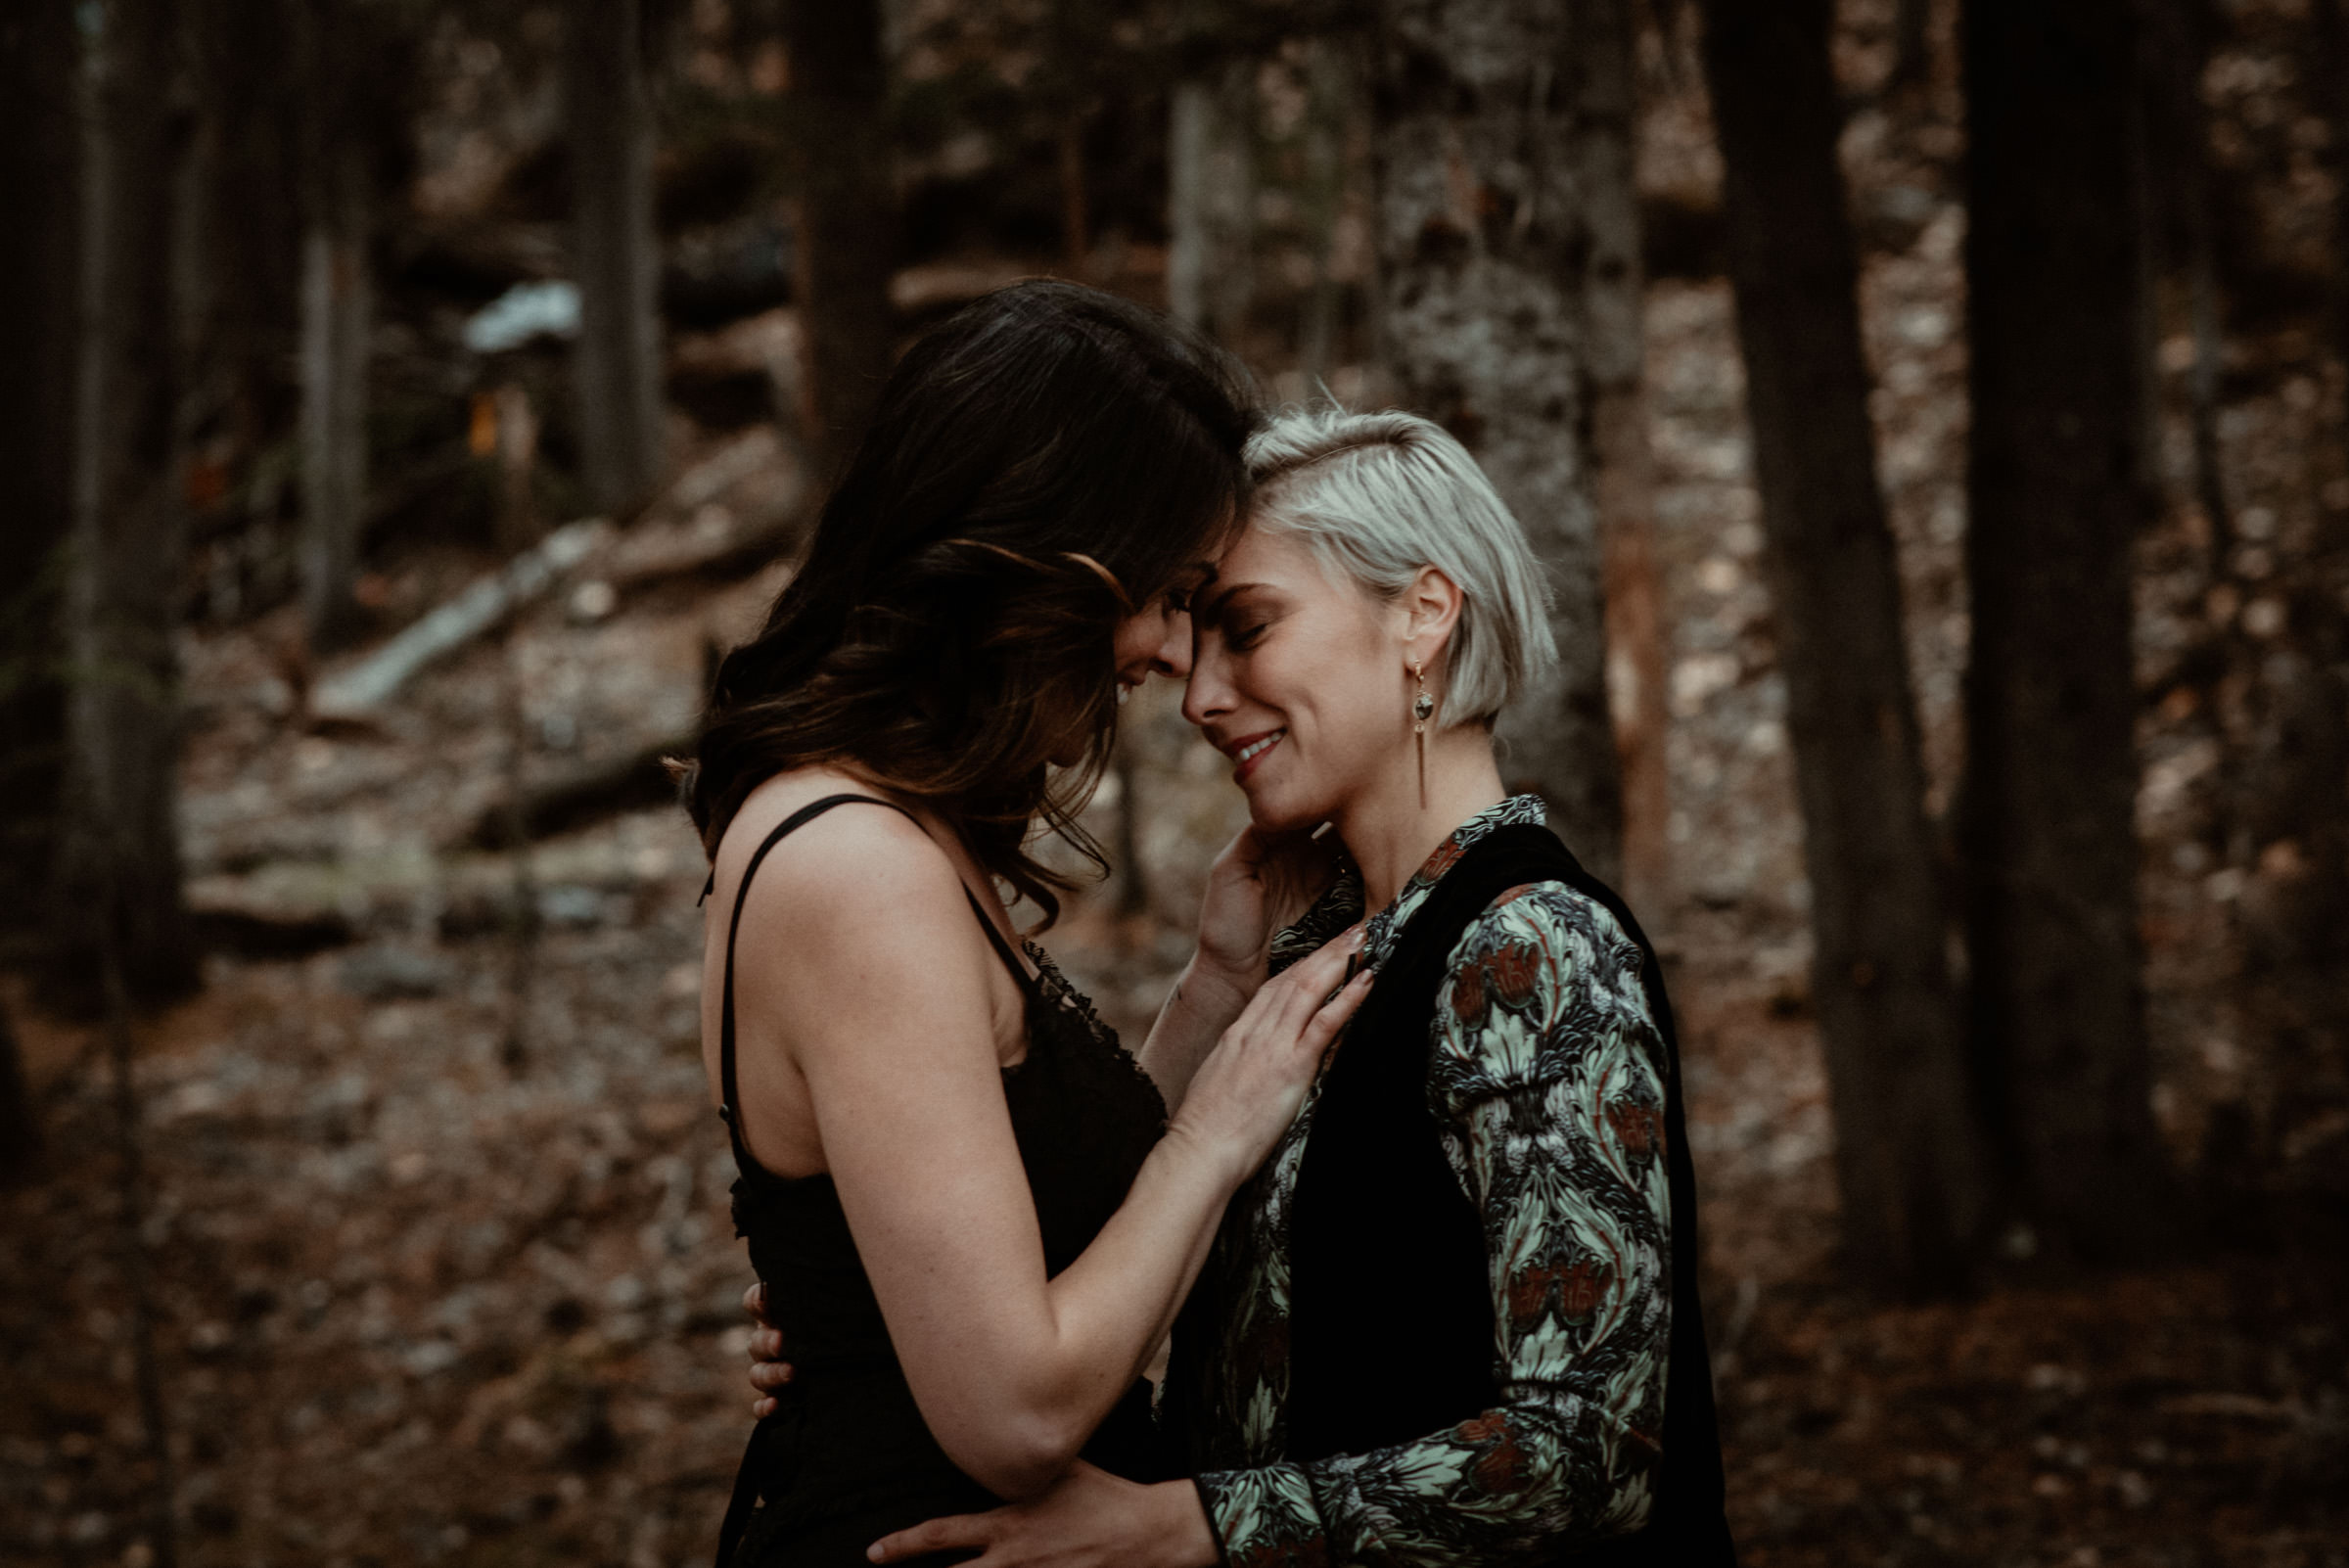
[779,0,898,486]
[0,0,78,966]
[1962,0,2181,1260]
[50,0,200,1011]
[1698,0,1988,1294]
[569,0,666,517]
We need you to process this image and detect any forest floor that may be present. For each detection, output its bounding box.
[8,43,2349,1565]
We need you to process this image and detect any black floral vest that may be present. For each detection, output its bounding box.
[1284,823,1738,1565]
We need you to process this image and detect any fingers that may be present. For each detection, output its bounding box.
[1267,921,1361,995]
[1220,923,1364,1066]
[868,1514,993,1563]
[1276,923,1365,1011]
[1304,968,1375,1055]
[1250,925,1358,1026]
[746,1307,792,1416]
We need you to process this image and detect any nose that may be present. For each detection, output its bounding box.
[1151,609,1193,678]
[1181,636,1233,730]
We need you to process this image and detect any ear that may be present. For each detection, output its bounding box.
[1399,565,1463,669]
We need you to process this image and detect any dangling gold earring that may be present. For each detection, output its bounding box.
[1411,660,1434,808]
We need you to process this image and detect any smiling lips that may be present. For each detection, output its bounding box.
[1225,728,1286,783]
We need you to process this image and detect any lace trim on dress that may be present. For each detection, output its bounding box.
[1015,944,1165,1120]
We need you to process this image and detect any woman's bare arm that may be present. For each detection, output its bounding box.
[727,809,1365,1501]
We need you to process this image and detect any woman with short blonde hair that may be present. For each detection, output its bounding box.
[865,408,1737,1566]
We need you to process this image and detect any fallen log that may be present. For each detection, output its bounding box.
[184,825,704,947]
[308,431,806,721]
[309,517,610,718]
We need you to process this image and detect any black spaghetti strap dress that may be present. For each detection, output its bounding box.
[711,794,1174,1568]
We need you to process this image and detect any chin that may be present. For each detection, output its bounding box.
[1241,780,1332,837]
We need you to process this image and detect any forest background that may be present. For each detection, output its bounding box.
[2,0,2345,1565]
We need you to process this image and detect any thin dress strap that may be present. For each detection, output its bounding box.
[716,793,1028,1165]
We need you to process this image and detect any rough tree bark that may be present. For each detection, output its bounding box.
[292,0,373,653]
[780,0,898,484]
[49,0,201,1013]
[568,0,665,516]
[0,0,79,964]
[1297,39,1353,387]
[2233,0,2349,1210]
[1168,63,1256,345]
[1962,0,2182,1261]
[1368,0,1628,879]
[1698,0,1988,1294]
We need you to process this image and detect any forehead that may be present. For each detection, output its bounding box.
[1213,519,1321,582]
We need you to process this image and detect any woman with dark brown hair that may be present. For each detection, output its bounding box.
[688,281,1369,1567]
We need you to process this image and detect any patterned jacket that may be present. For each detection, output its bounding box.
[1184,796,1675,1568]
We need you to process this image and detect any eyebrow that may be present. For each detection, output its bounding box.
[1199,579,1270,622]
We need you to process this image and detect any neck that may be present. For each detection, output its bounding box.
[1336,728,1508,909]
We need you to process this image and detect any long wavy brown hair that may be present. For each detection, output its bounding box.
[683,281,1256,924]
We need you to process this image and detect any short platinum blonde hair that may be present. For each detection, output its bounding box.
[1243,407,1557,726]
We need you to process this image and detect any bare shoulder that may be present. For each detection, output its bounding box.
[714,773,966,956]
[702,771,1010,1186]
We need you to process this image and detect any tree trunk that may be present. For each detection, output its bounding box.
[1962,0,2181,1261]
[1573,0,1671,915]
[1368,0,1626,879]
[1167,64,1255,343]
[1297,39,1354,388]
[2163,0,2233,568]
[780,0,897,485]
[0,998,37,1183]
[2138,0,2233,553]
[2235,0,2349,1212]
[1697,0,1988,1295]
[293,0,372,652]
[2314,0,2349,394]
[0,0,80,968]
[49,0,200,1013]
[1889,0,1932,90]
[569,0,665,516]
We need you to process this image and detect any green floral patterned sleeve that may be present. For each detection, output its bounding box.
[1193,882,1675,1568]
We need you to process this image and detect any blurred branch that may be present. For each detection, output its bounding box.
[307,517,610,719]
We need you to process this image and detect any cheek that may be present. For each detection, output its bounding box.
[1255,642,1383,750]
[1109,617,1150,668]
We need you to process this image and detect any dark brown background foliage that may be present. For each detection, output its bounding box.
[2,1,2343,1566]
